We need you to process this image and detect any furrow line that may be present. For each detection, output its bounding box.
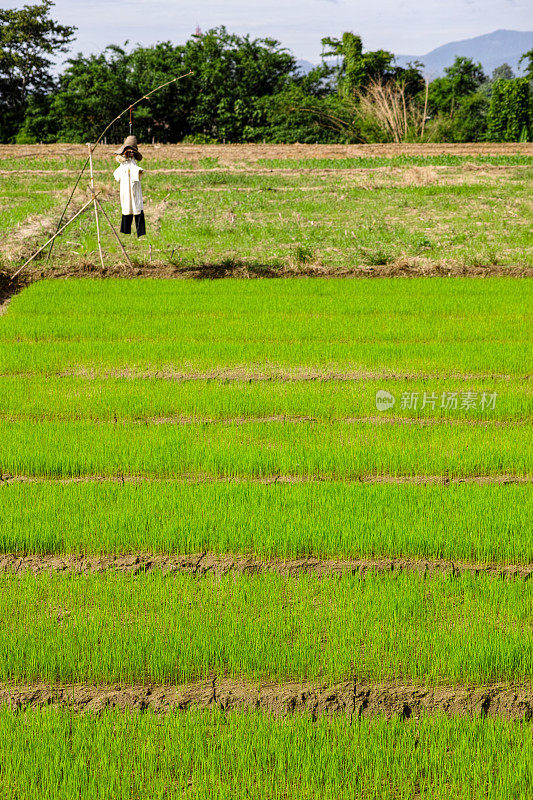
[4,368,528,382]
[1,415,528,427]
[1,679,532,720]
[1,473,531,487]
[1,552,531,579]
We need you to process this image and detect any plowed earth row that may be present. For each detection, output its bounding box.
[1,552,531,579]
[1,474,530,486]
[2,679,532,720]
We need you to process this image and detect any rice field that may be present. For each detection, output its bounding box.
[0,144,532,797]
[2,481,531,563]
[1,709,531,800]
[1,278,531,375]
[1,143,532,271]
[1,570,531,685]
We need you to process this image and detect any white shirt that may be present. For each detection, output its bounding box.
[113,159,144,215]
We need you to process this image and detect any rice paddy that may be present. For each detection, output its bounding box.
[0,143,532,797]
[1,709,531,800]
[2,481,531,563]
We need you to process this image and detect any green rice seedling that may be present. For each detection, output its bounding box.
[0,708,530,800]
[0,417,529,478]
[0,279,531,376]
[1,481,531,563]
[0,571,531,685]
[256,155,533,169]
[0,375,529,421]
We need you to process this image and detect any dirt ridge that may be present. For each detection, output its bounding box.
[1,678,532,720]
[11,262,533,284]
[1,414,528,428]
[1,552,531,579]
[1,473,531,487]
[37,367,530,381]
[0,274,21,316]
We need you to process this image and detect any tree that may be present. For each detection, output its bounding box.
[39,27,298,143]
[0,0,75,141]
[519,49,533,82]
[177,27,297,142]
[321,32,423,97]
[429,56,487,116]
[492,63,514,82]
[430,92,489,142]
[487,78,532,142]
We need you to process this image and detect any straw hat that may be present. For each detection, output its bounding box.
[114,134,143,161]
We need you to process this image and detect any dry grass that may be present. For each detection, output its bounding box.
[0,142,531,166]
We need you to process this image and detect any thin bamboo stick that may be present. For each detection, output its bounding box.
[94,197,134,269]
[88,143,104,269]
[421,78,429,139]
[11,195,99,280]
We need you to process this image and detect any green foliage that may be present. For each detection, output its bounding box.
[37,28,299,143]
[179,27,296,142]
[428,56,487,116]
[519,48,533,82]
[426,57,490,142]
[321,31,424,98]
[487,78,532,142]
[431,92,490,142]
[4,21,530,144]
[0,1,75,141]
[253,66,341,143]
[492,63,514,82]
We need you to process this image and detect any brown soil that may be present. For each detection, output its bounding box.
[1,473,530,487]
[1,678,531,720]
[1,551,531,580]
[54,366,525,381]
[0,273,21,315]
[111,415,533,428]
[9,260,533,286]
[1,142,531,164]
[1,413,526,428]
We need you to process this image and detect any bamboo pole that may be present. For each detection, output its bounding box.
[87,143,104,269]
[46,70,194,262]
[94,197,134,269]
[11,195,99,280]
[421,78,429,139]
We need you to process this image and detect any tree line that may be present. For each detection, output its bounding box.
[1,1,532,144]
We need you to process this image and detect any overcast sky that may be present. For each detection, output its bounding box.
[4,0,532,63]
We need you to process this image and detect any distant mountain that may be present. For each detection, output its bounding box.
[295,59,316,75]
[395,30,533,79]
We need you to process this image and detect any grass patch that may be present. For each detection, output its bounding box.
[1,570,532,684]
[0,708,531,800]
[1,481,531,563]
[1,278,531,376]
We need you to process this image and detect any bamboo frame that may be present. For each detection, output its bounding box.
[10,195,100,280]
[44,70,194,264]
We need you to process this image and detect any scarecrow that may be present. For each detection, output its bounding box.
[113,135,146,237]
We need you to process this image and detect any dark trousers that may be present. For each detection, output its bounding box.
[121,211,146,237]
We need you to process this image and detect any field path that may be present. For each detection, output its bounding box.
[1,552,531,579]
[1,678,532,720]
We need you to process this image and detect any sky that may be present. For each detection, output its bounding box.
[3,0,532,64]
